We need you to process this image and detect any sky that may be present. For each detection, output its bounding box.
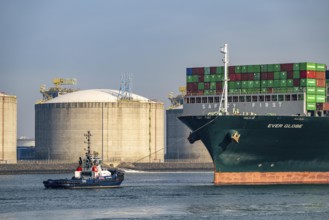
[1,0,329,138]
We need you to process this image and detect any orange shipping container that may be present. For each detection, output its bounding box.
[317,79,326,87]
[316,71,326,80]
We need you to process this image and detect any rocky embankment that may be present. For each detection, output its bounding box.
[0,162,213,175]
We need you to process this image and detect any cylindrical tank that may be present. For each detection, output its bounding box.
[35,89,164,163]
[166,107,212,162]
[0,93,17,164]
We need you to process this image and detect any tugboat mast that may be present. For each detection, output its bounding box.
[84,131,92,157]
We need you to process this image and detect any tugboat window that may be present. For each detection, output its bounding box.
[214,97,220,103]
[259,95,265,102]
[233,96,239,102]
[239,96,245,102]
[196,97,201,103]
[190,97,195,103]
[208,97,214,103]
[202,97,207,103]
[228,96,232,102]
[246,96,251,102]
[252,96,257,102]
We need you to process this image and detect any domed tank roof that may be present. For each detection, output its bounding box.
[44,89,153,103]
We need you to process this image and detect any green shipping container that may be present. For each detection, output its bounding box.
[293,71,300,79]
[229,81,236,89]
[306,95,316,103]
[235,66,242,73]
[306,87,316,95]
[261,80,268,88]
[293,63,300,71]
[254,81,260,88]
[210,82,216,90]
[300,79,316,87]
[287,79,293,87]
[280,80,287,87]
[216,74,224,81]
[247,81,254,88]
[274,64,281,71]
[241,89,248,94]
[242,81,248,89]
[299,62,316,71]
[316,63,326,72]
[316,95,326,103]
[254,65,261,72]
[254,72,260,80]
[198,83,204,90]
[293,87,300,92]
[187,75,198,83]
[210,75,217,82]
[241,66,248,73]
[280,71,287,79]
[274,72,281,80]
[204,67,210,75]
[216,66,224,74]
[316,87,326,95]
[261,88,267,93]
[267,80,274,87]
[306,102,316,110]
[260,65,267,72]
[247,65,254,73]
[267,64,274,72]
[273,80,281,88]
[236,81,242,89]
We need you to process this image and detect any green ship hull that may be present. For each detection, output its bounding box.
[179,115,329,184]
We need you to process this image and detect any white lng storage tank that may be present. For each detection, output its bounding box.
[35,89,164,163]
[0,92,17,164]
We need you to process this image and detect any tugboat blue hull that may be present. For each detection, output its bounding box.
[43,175,124,189]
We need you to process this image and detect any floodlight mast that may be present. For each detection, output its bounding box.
[220,43,229,114]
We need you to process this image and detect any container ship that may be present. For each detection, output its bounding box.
[179,44,329,185]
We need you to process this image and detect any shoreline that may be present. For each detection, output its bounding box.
[0,162,214,175]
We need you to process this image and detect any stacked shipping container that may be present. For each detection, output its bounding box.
[186,62,327,110]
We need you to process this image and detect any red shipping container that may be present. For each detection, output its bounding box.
[280,63,294,71]
[317,103,329,111]
[317,79,326,87]
[216,82,223,90]
[261,72,268,80]
[204,82,210,90]
[293,79,300,87]
[267,72,274,80]
[316,71,326,79]
[300,70,316,78]
[247,73,254,80]
[229,66,236,74]
[235,74,241,81]
[192,67,204,75]
[267,88,274,93]
[229,74,236,81]
[241,74,248,81]
[198,75,204,82]
[210,67,217,74]
[287,71,294,79]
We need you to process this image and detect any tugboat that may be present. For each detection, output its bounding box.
[43,131,124,189]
